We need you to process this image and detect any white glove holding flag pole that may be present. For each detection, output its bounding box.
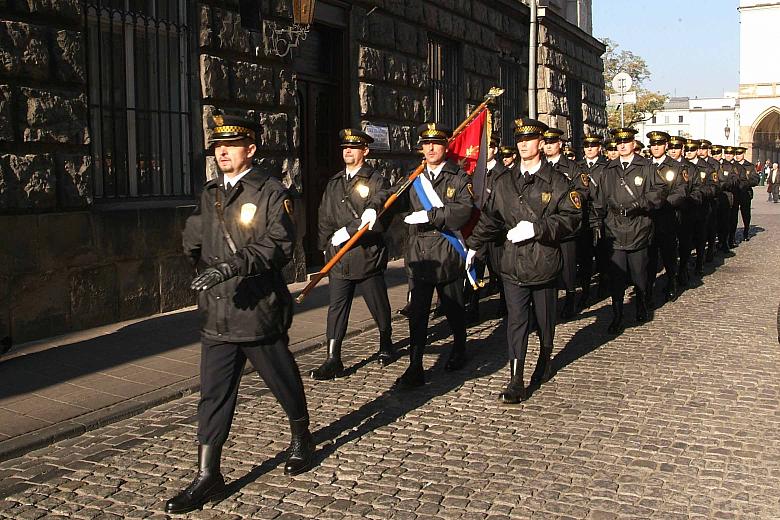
[465,249,477,272]
[360,208,377,230]
[506,220,535,243]
[331,227,350,247]
[404,210,429,225]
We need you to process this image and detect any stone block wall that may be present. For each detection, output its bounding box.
[536,12,607,142]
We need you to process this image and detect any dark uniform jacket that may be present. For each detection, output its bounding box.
[590,155,667,251]
[737,159,759,200]
[182,167,295,343]
[482,161,509,265]
[680,158,704,208]
[547,155,588,238]
[370,160,473,284]
[647,156,688,235]
[318,165,390,280]
[718,160,740,208]
[580,157,608,232]
[466,161,581,286]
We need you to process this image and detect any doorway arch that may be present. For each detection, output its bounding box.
[750,107,780,167]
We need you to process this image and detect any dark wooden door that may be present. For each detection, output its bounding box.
[295,23,346,268]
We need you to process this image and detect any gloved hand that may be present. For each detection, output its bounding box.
[360,208,377,230]
[404,210,429,225]
[465,249,477,272]
[592,227,601,247]
[506,220,535,243]
[191,262,234,291]
[331,226,350,247]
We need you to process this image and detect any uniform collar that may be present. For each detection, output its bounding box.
[225,167,252,189]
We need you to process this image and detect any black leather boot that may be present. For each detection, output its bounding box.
[310,339,344,380]
[499,359,526,404]
[635,291,649,323]
[664,278,678,302]
[530,346,553,387]
[560,290,577,319]
[444,332,467,372]
[607,296,623,334]
[165,444,226,514]
[284,417,314,476]
[576,287,590,311]
[377,330,394,367]
[394,344,425,389]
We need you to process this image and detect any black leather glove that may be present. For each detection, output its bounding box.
[191,262,235,291]
[592,227,601,248]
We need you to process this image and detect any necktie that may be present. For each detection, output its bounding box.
[588,161,594,168]
[622,162,628,170]
[523,171,530,184]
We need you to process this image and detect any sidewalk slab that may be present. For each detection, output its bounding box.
[0,260,411,462]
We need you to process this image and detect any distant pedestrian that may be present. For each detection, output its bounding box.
[770,163,780,203]
[762,159,771,186]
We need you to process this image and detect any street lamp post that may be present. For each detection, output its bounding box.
[724,120,731,142]
[528,0,537,118]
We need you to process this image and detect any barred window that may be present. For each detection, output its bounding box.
[498,60,528,146]
[428,36,462,129]
[85,0,200,199]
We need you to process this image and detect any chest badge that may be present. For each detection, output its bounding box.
[541,191,552,205]
[580,173,589,187]
[700,171,706,180]
[569,191,582,209]
[240,203,258,225]
[446,186,456,199]
[712,172,719,183]
[682,169,689,182]
[634,176,644,187]
[355,183,370,198]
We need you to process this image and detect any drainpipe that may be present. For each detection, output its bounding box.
[528,0,538,118]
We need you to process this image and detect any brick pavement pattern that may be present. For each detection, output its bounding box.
[0,210,779,519]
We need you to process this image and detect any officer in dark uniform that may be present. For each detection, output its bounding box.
[170,115,313,514]
[604,139,619,162]
[712,145,739,253]
[591,127,666,334]
[580,134,610,299]
[735,146,758,240]
[645,131,687,304]
[465,118,581,403]
[724,146,743,248]
[635,140,646,158]
[542,127,588,319]
[501,145,518,170]
[686,140,715,274]
[310,129,393,380]
[698,140,720,262]
[367,123,474,389]
[672,137,703,287]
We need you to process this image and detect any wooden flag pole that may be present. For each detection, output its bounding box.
[295,87,505,304]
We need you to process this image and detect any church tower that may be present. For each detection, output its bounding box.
[739,0,780,163]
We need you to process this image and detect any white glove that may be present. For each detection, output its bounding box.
[331,226,350,247]
[465,249,477,272]
[404,210,430,225]
[506,220,535,243]
[360,208,377,230]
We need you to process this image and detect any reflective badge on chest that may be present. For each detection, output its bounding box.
[446,186,456,199]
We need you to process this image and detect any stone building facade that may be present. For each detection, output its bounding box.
[0,0,606,347]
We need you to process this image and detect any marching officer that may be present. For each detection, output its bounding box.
[604,139,619,162]
[311,129,393,380]
[724,146,743,248]
[366,122,474,389]
[542,127,588,319]
[591,128,666,334]
[501,145,518,170]
[579,134,611,298]
[645,131,687,304]
[480,135,509,316]
[465,118,581,403]
[735,146,758,240]
[686,140,716,274]
[673,137,704,287]
[711,145,738,253]
[171,115,313,514]
[698,140,720,262]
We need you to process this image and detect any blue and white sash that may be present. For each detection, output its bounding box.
[412,174,478,287]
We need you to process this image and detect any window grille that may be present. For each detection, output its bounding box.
[84,0,200,199]
[427,35,462,129]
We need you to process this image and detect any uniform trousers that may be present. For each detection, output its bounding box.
[677,210,695,273]
[705,202,718,256]
[647,230,678,289]
[728,200,740,244]
[408,277,465,353]
[504,281,556,362]
[327,274,391,342]
[197,335,308,446]
[610,246,649,296]
[691,208,708,269]
[716,196,732,249]
[739,192,752,235]
[559,238,577,292]
[576,230,594,289]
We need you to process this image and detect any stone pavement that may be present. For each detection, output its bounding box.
[0,202,778,518]
[0,261,410,461]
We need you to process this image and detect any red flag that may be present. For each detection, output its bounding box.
[447,108,491,237]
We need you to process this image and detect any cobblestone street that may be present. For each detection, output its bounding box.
[0,208,779,519]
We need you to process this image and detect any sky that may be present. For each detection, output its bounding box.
[592,0,740,99]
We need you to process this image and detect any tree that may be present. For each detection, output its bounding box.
[601,38,667,129]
